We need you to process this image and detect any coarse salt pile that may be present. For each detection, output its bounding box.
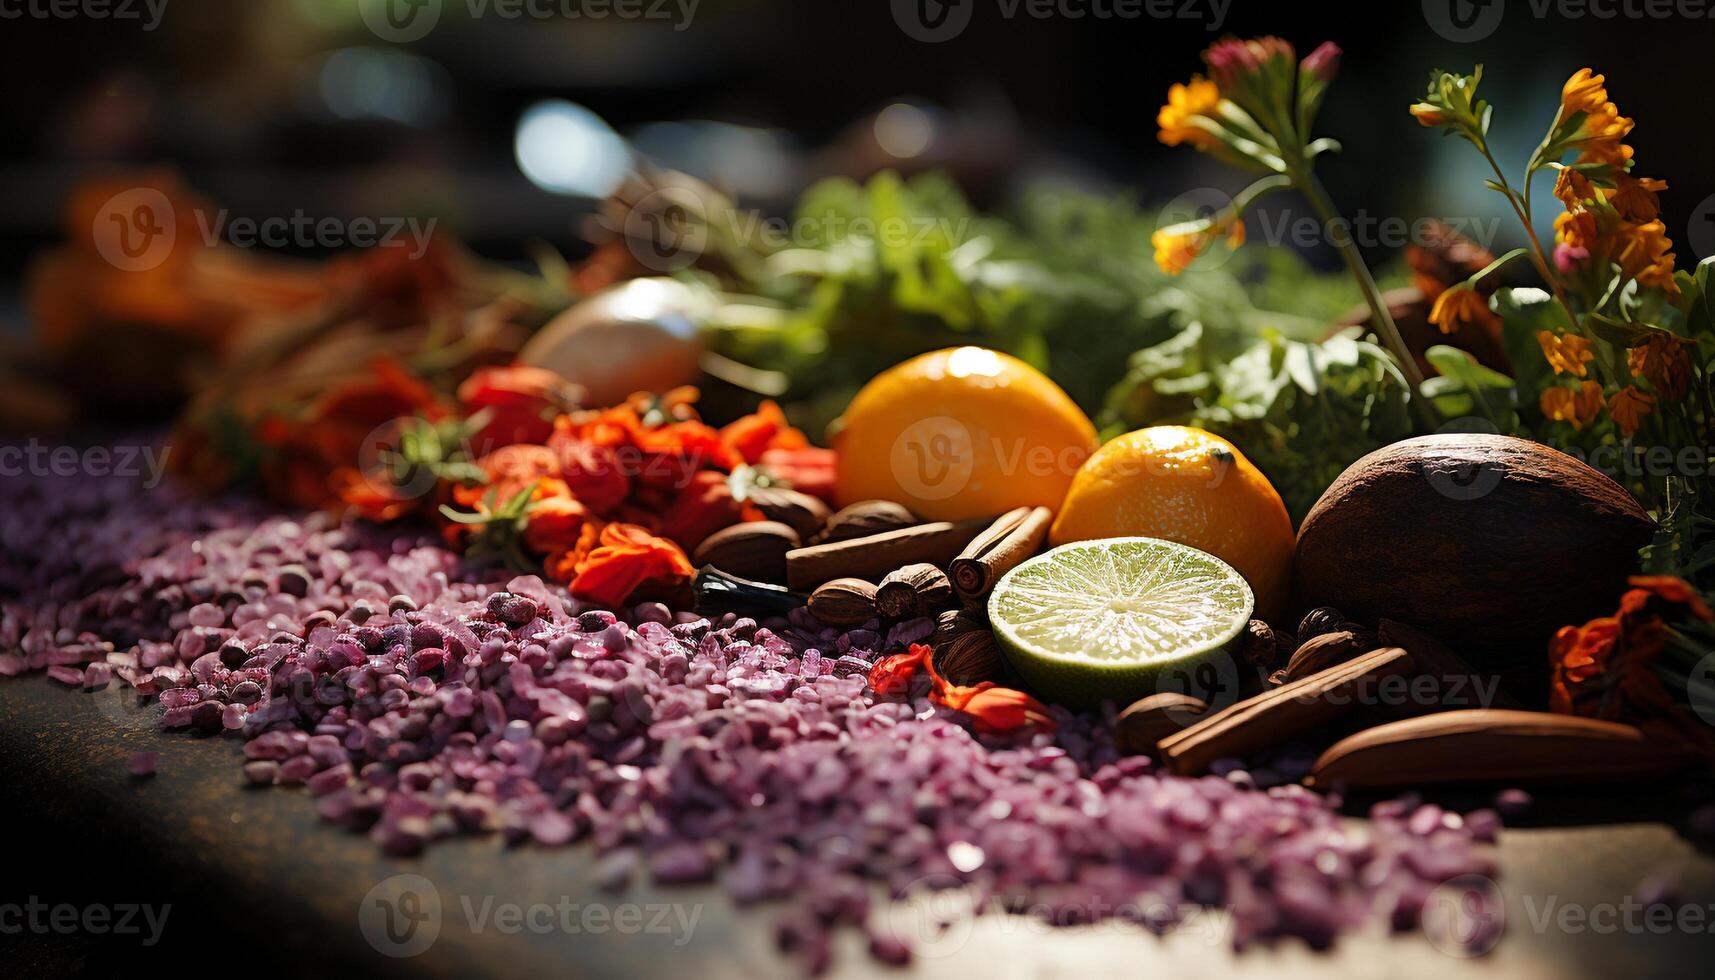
[0,458,1501,970]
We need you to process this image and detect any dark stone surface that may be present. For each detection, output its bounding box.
[3,675,1714,979]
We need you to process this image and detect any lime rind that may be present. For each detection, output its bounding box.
[988,537,1254,706]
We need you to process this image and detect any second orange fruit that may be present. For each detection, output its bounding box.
[1050,425,1295,619]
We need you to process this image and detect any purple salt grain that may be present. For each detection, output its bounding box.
[0,453,1505,973]
[127,751,158,777]
[46,665,84,686]
[487,591,538,626]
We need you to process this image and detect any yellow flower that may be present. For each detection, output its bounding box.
[1610,175,1667,222]
[1428,286,1494,335]
[1537,330,1595,378]
[1151,217,1245,275]
[1555,208,1601,252]
[1410,104,1449,127]
[1628,333,1693,401]
[1558,69,1634,165]
[1561,69,1611,116]
[1613,219,1678,293]
[1607,386,1656,438]
[1553,167,1595,209]
[1223,218,1246,249]
[1540,381,1605,430]
[1152,228,1202,275]
[1157,78,1223,149]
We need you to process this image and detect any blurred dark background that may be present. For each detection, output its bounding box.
[0,0,1711,303]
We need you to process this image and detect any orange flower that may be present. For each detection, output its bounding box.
[868,645,1056,735]
[567,522,694,608]
[1559,69,1634,166]
[329,466,419,523]
[1627,333,1693,402]
[1537,330,1594,378]
[1540,380,1604,429]
[1627,576,1715,622]
[302,359,449,474]
[1561,69,1611,116]
[1607,386,1656,438]
[1549,616,1619,715]
[1427,286,1494,335]
[453,444,564,510]
[1157,77,1223,149]
[1555,208,1601,253]
[656,469,758,553]
[1550,576,1715,761]
[547,426,631,513]
[1151,217,1244,276]
[1553,167,1596,209]
[1410,104,1449,127]
[1609,175,1667,222]
[458,365,579,455]
[758,446,838,503]
[1612,219,1678,292]
[521,495,589,557]
[719,400,809,465]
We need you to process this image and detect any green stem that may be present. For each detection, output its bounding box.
[1478,143,1626,385]
[1292,166,1435,428]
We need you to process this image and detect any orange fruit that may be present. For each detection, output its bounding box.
[833,347,1098,521]
[1049,426,1294,619]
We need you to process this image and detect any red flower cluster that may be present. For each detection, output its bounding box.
[1549,575,1715,756]
[443,381,824,608]
[867,644,1056,736]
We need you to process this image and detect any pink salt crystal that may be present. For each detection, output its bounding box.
[127,751,158,777]
[47,665,84,686]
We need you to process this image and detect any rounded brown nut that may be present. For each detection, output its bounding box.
[1283,630,1370,682]
[1297,607,1350,642]
[691,522,800,584]
[1113,693,1209,756]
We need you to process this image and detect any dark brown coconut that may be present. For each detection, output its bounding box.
[1295,434,1652,687]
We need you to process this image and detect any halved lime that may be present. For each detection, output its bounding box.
[988,537,1254,709]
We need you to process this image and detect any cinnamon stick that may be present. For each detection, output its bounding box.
[1156,647,1416,775]
[785,517,991,592]
[948,506,1053,603]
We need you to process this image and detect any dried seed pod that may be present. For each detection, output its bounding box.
[692,521,801,584]
[744,487,832,541]
[1240,619,1282,671]
[1297,606,1350,642]
[807,578,880,626]
[877,563,955,619]
[933,627,1003,686]
[812,500,918,545]
[1283,630,1371,682]
[1113,693,1209,756]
